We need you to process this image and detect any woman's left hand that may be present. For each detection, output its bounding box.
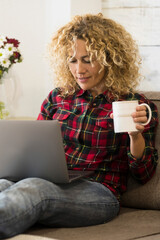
[110,105,147,158]
[129,105,147,136]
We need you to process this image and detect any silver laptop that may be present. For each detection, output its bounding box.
[0,120,93,183]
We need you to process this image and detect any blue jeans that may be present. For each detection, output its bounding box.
[0,178,120,239]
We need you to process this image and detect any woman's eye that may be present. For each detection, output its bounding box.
[68,58,91,64]
[83,59,91,63]
[69,59,76,63]
[82,57,91,63]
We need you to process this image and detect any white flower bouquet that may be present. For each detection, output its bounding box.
[0,36,22,118]
[0,35,22,82]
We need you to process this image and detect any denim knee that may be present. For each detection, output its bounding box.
[0,178,53,239]
[0,179,14,192]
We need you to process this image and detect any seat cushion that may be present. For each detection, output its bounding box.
[16,208,160,240]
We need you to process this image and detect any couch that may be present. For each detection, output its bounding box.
[10,91,160,240]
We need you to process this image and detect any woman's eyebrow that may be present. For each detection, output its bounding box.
[81,55,90,59]
[69,55,89,59]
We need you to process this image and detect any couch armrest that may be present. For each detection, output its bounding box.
[122,91,160,209]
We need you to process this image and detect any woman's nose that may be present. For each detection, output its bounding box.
[76,61,86,74]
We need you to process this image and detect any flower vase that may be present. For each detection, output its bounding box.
[0,69,16,119]
[0,78,10,119]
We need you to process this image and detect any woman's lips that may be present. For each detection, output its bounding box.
[77,77,90,83]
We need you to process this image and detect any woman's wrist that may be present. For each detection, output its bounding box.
[129,132,145,159]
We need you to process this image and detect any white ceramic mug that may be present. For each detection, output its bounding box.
[112,100,152,133]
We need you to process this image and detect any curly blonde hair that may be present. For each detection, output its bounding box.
[48,13,142,99]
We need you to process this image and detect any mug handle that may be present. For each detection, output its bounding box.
[139,103,152,126]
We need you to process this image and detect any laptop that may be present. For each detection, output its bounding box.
[0,120,93,183]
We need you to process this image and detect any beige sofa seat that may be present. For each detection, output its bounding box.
[9,91,160,240]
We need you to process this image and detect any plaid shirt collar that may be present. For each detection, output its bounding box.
[76,89,115,103]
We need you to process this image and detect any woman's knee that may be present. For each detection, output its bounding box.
[0,179,14,192]
[16,178,59,200]
[16,177,54,191]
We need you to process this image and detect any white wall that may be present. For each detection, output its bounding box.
[70,0,101,16]
[0,0,101,118]
[1,0,46,117]
[102,0,160,92]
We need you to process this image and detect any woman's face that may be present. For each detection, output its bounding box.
[68,39,106,98]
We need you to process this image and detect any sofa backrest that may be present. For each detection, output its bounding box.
[143,91,160,152]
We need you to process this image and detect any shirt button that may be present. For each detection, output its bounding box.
[93,103,97,107]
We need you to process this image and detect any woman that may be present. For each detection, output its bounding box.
[0,13,158,239]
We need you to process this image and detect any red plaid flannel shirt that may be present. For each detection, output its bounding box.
[37,88,158,200]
